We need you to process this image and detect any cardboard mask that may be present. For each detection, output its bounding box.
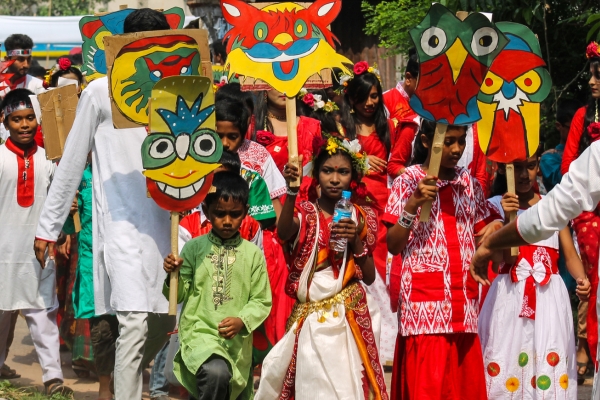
[104,29,211,128]
[79,7,186,82]
[409,3,507,124]
[38,84,79,160]
[142,76,222,212]
[476,22,551,162]
[221,0,351,95]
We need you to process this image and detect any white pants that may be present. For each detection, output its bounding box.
[0,301,63,383]
[114,311,175,400]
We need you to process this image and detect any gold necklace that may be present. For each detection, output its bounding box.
[267,111,286,121]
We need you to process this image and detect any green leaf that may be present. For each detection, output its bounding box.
[522,7,533,25]
[585,14,600,26]
[587,21,600,42]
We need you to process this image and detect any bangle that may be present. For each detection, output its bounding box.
[353,246,369,259]
[397,210,416,229]
[286,187,299,196]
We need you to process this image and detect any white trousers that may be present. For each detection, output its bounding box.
[0,300,63,383]
[114,311,175,400]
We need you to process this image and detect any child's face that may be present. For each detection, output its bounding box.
[203,197,248,239]
[216,121,244,153]
[439,126,467,169]
[4,108,37,146]
[318,153,352,201]
[512,156,539,194]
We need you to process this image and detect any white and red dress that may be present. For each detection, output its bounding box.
[479,196,576,399]
[383,165,500,400]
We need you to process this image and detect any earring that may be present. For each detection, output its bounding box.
[350,109,355,114]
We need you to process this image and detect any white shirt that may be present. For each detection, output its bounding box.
[36,77,171,315]
[0,144,55,310]
[517,141,600,244]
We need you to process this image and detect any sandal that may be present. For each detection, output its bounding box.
[72,363,91,379]
[44,378,74,396]
[0,364,21,379]
[577,362,589,385]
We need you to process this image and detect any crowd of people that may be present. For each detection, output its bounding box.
[1,6,600,400]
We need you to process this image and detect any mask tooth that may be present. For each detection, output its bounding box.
[180,184,196,199]
[165,184,180,199]
[156,182,166,192]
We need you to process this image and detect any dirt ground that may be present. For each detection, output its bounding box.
[2,316,594,399]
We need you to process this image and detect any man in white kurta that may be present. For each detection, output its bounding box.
[471,140,600,398]
[34,75,175,398]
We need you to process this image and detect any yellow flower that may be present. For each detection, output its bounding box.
[368,67,374,73]
[326,138,339,155]
[559,374,569,389]
[505,377,520,392]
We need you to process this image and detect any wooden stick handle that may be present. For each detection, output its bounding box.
[51,93,65,140]
[505,163,519,256]
[73,212,81,233]
[169,211,180,316]
[419,123,447,222]
[285,96,301,188]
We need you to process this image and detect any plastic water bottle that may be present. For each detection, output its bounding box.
[331,191,353,252]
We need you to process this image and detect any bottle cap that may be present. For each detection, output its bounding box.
[342,190,351,199]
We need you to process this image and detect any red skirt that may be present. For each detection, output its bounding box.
[391,333,487,400]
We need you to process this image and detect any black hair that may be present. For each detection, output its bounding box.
[123,8,169,34]
[211,41,227,63]
[342,72,391,153]
[184,18,200,29]
[410,120,435,165]
[28,63,46,80]
[253,90,304,138]
[50,58,84,87]
[1,88,34,114]
[556,99,582,125]
[406,47,419,78]
[578,59,600,155]
[215,96,250,135]
[204,171,249,207]
[410,121,468,165]
[218,150,241,174]
[69,53,83,66]
[299,89,340,134]
[216,83,254,114]
[4,34,34,51]
[312,147,358,183]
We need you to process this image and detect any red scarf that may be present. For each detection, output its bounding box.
[5,137,37,207]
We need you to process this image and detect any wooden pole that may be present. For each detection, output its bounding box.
[505,163,519,256]
[285,96,300,188]
[419,123,447,221]
[168,211,179,316]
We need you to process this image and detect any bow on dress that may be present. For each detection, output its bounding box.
[510,255,555,319]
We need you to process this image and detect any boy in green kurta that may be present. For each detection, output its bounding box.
[163,171,272,400]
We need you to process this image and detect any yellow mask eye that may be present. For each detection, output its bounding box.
[514,70,541,94]
[480,71,503,95]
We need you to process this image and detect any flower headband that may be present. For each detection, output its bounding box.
[298,89,339,113]
[3,100,33,117]
[313,133,369,176]
[7,49,31,57]
[43,57,73,89]
[335,61,381,95]
[586,42,600,60]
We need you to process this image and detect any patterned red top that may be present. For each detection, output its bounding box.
[383,165,501,336]
[237,139,287,199]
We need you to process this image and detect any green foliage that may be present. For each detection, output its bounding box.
[363,0,600,149]
[0,0,109,16]
[0,380,74,400]
[586,13,600,42]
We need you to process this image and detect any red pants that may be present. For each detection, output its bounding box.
[391,333,487,400]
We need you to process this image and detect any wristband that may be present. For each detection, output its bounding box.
[353,246,369,259]
[397,210,416,229]
[286,187,299,196]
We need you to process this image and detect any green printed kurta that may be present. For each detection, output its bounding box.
[164,232,272,399]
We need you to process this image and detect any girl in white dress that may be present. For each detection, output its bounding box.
[479,155,590,399]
